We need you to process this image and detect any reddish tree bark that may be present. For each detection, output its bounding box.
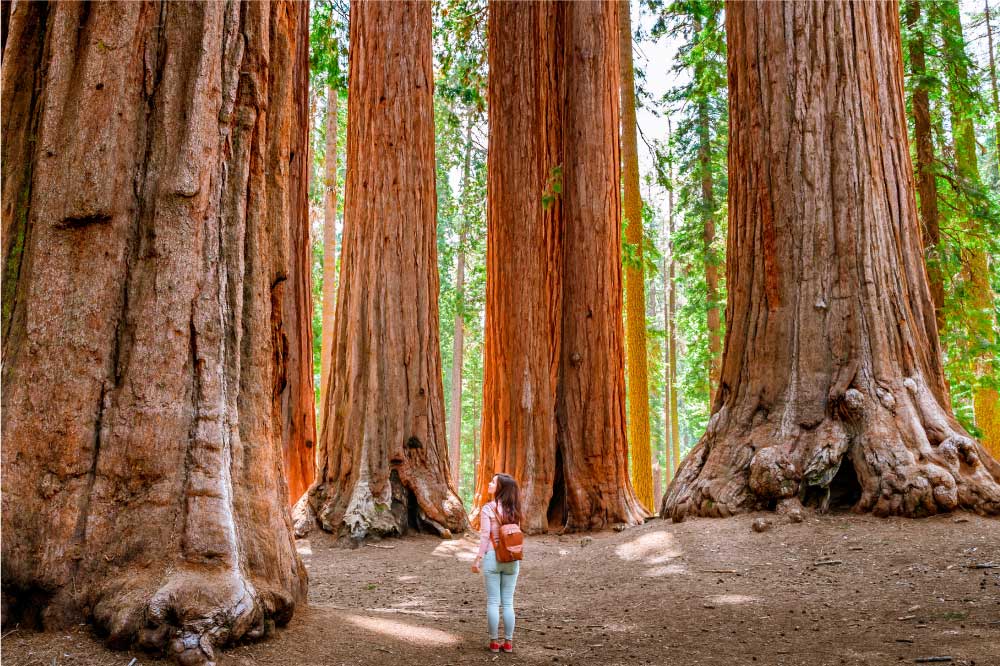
[477,0,647,532]
[557,0,647,530]
[281,0,318,505]
[476,0,563,532]
[307,0,466,540]
[663,0,1000,520]
[1,2,312,663]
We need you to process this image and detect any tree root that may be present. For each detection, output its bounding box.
[662,376,1000,521]
[88,567,295,666]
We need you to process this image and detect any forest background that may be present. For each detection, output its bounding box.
[306,0,1000,509]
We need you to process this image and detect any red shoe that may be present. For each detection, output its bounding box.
[489,640,501,653]
[502,640,513,653]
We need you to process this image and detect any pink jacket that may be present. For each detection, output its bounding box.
[477,501,504,559]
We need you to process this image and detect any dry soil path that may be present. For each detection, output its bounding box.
[4,513,999,666]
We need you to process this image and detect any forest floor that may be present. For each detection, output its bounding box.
[3,512,999,666]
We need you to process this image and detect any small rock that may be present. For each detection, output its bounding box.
[751,518,772,533]
[776,497,805,523]
[613,523,627,532]
[953,517,969,524]
[580,536,593,547]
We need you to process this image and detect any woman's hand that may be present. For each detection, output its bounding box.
[471,558,481,573]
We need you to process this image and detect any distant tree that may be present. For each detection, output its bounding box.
[308,0,466,540]
[477,0,647,532]
[620,0,655,512]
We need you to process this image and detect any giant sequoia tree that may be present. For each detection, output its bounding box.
[307,0,467,540]
[663,0,1000,520]
[477,0,647,532]
[1,2,311,663]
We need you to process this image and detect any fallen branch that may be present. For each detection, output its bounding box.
[914,658,953,664]
[814,559,843,566]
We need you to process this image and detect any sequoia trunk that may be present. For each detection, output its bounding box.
[1,2,311,662]
[557,0,647,530]
[308,0,466,540]
[478,0,646,532]
[477,0,563,532]
[282,2,318,505]
[619,0,654,512]
[663,0,1000,520]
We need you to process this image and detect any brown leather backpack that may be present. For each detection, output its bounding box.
[489,504,524,563]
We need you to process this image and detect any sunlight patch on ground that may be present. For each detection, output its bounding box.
[397,575,419,582]
[296,540,313,556]
[340,613,460,645]
[615,530,682,565]
[642,564,688,577]
[365,606,448,618]
[705,594,758,605]
[431,538,478,562]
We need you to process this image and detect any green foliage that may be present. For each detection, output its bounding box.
[434,0,489,507]
[901,0,1000,434]
[647,0,728,452]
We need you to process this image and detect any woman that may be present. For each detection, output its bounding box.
[471,473,522,653]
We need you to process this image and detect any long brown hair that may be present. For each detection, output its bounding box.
[493,473,522,525]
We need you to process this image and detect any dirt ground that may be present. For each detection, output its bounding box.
[3,512,999,666]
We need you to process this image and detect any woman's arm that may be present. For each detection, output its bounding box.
[476,505,493,560]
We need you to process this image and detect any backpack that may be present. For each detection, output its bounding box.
[489,503,524,563]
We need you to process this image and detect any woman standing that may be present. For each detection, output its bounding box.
[471,473,522,653]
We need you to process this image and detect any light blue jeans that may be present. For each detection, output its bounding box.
[482,549,520,640]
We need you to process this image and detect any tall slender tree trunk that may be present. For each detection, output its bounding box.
[904,0,945,332]
[320,77,339,436]
[448,116,473,488]
[283,2,318,506]
[1,2,311,662]
[619,0,654,512]
[693,17,722,407]
[663,0,1000,521]
[667,122,681,482]
[944,7,1000,461]
[308,0,466,541]
[478,0,647,532]
[662,228,673,484]
[986,0,1000,179]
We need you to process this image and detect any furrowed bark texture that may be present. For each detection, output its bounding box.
[281,0,318,505]
[478,0,563,533]
[308,0,467,541]
[478,0,647,533]
[663,0,1000,521]
[558,0,647,530]
[1,2,311,663]
[619,0,654,512]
